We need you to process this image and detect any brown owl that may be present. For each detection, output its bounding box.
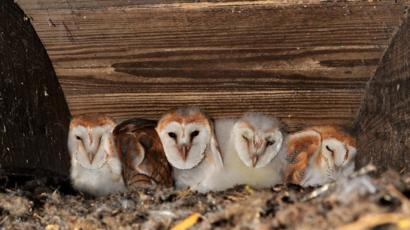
[113,118,173,189]
[285,125,357,187]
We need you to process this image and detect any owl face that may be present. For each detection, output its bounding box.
[68,115,116,170]
[321,138,357,171]
[232,113,284,168]
[285,126,358,185]
[311,126,357,171]
[156,108,214,170]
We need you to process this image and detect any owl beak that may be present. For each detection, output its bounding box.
[251,155,258,167]
[255,138,263,149]
[88,129,93,146]
[87,152,96,164]
[179,144,191,161]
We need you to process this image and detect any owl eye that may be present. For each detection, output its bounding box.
[326,145,333,152]
[326,145,335,157]
[75,136,81,140]
[242,135,248,141]
[168,132,177,139]
[266,140,275,146]
[190,130,199,139]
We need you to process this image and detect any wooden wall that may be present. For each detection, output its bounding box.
[17,0,409,131]
[355,10,410,173]
[1,0,71,177]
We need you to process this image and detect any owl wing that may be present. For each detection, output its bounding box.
[142,130,174,187]
[113,118,156,187]
[113,118,173,188]
[113,118,157,160]
[113,132,140,188]
[285,129,322,184]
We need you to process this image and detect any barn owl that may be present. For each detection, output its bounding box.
[285,125,357,187]
[68,114,126,196]
[205,112,287,191]
[113,118,173,189]
[155,107,223,191]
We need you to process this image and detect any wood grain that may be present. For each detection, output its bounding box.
[354,11,410,173]
[0,0,71,177]
[17,0,409,131]
[66,90,363,131]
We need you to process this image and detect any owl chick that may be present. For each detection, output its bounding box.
[156,107,223,191]
[113,118,173,189]
[206,112,287,191]
[68,114,126,196]
[285,125,357,187]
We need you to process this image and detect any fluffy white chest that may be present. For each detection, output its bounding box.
[70,159,126,196]
[222,144,283,189]
[301,166,329,187]
[173,155,217,191]
[301,158,355,187]
[200,146,285,192]
[207,118,285,191]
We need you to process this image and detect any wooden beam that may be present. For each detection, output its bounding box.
[17,0,408,131]
[354,11,410,173]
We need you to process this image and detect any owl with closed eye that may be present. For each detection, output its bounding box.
[204,112,287,192]
[155,107,223,192]
[68,114,126,196]
[113,118,173,189]
[285,125,357,187]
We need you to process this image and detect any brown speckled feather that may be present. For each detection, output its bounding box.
[113,118,173,189]
[285,126,357,184]
[285,129,322,184]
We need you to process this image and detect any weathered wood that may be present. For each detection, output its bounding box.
[17,0,409,131]
[0,0,71,177]
[354,11,410,173]
[14,0,326,9]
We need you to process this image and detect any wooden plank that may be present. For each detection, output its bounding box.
[16,0,410,10]
[17,0,409,131]
[15,0,392,10]
[354,11,410,173]
[66,89,363,130]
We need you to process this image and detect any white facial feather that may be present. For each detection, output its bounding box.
[68,125,113,169]
[322,139,349,168]
[233,113,284,168]
[68,116,126,196]
[198,113,287,192]
[156,108,222,190]
[159,121,209,170]
[301,137,357,187]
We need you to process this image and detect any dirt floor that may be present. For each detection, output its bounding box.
[0,165,410,230]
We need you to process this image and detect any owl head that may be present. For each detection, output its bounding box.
[285,125,357,184]
[312,126,357,171]
[232,112,284,168]
[156,107,221,170]
[68,114,117,169]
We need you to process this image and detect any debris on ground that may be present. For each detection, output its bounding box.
[0,166,409,229]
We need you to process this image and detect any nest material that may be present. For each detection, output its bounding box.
[0,168,409,229]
